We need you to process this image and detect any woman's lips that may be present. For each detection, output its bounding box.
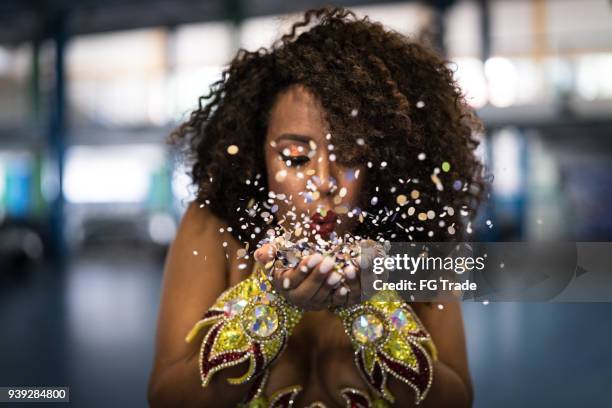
[311,211,338,236]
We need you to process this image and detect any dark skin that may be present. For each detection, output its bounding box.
[148,86,473,407]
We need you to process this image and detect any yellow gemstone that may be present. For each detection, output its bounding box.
[363,348,377,373]
[219,328,245,349]
[212,320,248,355]
[384,332,416,366]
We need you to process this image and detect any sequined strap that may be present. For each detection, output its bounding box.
[336,290,437,405]
[186,263,303,401]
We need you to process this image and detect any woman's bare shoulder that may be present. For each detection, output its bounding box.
[178,202,225,237]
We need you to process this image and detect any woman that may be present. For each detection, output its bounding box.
[148,7,484,408]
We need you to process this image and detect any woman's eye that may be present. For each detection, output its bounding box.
[279,153,310,167]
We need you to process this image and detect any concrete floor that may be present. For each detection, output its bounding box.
[1,249,611,407]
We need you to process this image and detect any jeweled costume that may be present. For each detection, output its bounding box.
[187,257,436,407]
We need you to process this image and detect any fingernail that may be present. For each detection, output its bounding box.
[345,264,356,279]
[327,271,342,286]
[282,277,291,289]
[307,253,323,268]
[319,256,335,274]
[339,286,349,296]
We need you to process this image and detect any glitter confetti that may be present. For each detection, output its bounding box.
[418,153,426,161]
[442,162,451,172]
[416,101,425,109]
[275,170,288,182]
[396,194,407,206]
[227,145,239,155]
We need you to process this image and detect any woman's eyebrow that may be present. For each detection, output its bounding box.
[276,133,311,143]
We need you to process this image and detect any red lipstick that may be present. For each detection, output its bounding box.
[311,210,338,236]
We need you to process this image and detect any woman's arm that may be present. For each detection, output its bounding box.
[389,301,473,408]
[147,203,252,407]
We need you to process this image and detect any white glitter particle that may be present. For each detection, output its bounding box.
[371,197,379,205]
[418,153,426,161]
[416,101,425,109]
[350,109,358,117]
[356,138,365,146]
[437,304,444,310]
[227,145,239,155]
[193,250,198,256]
[275,170,287,182]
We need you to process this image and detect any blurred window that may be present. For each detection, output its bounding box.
[575,53,612,100]
[0,44,31,125]
[64,144,165,203]
[67,29,169,126]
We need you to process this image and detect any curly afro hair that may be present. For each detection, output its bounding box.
[171,6,486,247]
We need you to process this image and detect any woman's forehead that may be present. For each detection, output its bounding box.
[266,85,329,144]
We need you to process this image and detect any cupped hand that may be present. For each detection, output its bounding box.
[254,243,361,310]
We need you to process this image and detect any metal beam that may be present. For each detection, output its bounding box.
[48,11,67,267]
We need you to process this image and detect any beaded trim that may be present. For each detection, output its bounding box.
[336,290,437,404]
[186,264,303,399]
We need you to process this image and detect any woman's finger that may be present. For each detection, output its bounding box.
[330,284,350,308]
[290,255,334,308]
[344,263,362,305]
[254,243,277,264]
[307,256,340,306]
[285,253,323,290]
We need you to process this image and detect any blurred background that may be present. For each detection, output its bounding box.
[0,0,611,407]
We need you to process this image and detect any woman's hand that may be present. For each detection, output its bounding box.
[254,243,361,310]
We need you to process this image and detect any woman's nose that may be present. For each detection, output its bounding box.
[315,156,338,197]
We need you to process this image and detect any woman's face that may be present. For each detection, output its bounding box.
[265,85,365,239]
